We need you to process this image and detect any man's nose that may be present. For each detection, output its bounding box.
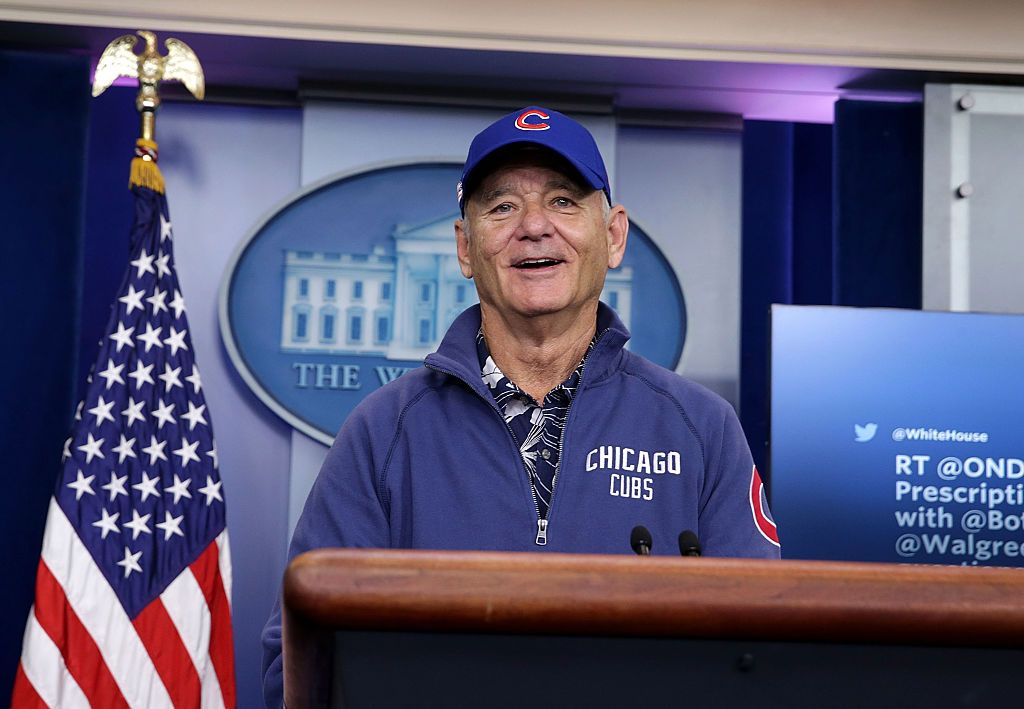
[517,200,553,240]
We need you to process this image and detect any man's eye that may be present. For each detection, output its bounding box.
[552,197,575,208]
[491,203,514,214]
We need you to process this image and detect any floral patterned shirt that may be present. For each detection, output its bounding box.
[476,329,594,519]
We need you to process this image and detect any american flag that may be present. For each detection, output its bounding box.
[12,184,236,707]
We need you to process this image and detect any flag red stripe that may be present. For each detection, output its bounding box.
[11,662,48,709]
[191,543,237,708]
[32,560,130,708]
[132,598,203,708]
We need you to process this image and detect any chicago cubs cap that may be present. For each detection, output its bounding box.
[458,106,611,213]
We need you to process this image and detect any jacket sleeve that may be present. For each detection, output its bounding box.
[697,402,781,558]
[261,406,392,707]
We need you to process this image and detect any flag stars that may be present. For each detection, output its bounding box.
[111,435,137,464]
[206,447,218,469]
[88,396,116,427]
[109,321,135,352]
[123,509,152,540]
[152,398,176,429]
[160,214,173,242]
[173,438,201,468]
[141,435,168,465]
[136,323,163,352]
[198,476,223,506]
[155,252,171,279]
[61,437,72,463]
[132,471,160,502]
[160,364,183,392]
[186,365,202,394]
[118,284,145,315]
[155,511,185,541]
[147,287,168,315]
[102,472,128,501]
[117,547,143,578]
[77,434,105,464]
[181,402,207,430]
[165,474,193,504]
[121,397,146,427]
[92,509,120,539]
[169,290,186,319]
[164,326,189,356]
[67,470,96,501]
[130,248,155,279]
[97,359,125,390]
[128,361,155,389]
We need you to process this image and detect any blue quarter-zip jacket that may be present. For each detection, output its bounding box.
[261,303,780,706]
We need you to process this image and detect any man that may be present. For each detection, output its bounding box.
[261,106,780,706]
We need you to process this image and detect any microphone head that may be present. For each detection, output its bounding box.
[678,530,702,557]
[630,525,653,555]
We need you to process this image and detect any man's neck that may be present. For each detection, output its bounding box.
[480,303,598,402]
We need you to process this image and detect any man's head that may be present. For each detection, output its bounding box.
[455,107,628,324]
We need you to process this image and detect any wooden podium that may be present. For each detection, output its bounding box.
[283,550,1024,708]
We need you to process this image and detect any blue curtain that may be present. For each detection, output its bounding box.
[0,49,90,698]
[833,100,923,308]
[740,121,833,480]
[740,103,923,487]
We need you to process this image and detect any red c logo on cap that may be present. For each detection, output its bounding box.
[515,110,551,131]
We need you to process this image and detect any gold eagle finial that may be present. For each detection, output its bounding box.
[92,30,205,142]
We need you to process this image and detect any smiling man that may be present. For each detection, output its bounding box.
[261,107,780,707]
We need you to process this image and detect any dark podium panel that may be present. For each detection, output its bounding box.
[283,550,1024,708]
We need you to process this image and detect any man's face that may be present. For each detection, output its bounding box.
[455,151,628,322]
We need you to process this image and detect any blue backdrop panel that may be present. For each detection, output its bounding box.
[833,100,922,308]
[0,50,90,699]
[740,121,833,479]
[772,305,1024,565]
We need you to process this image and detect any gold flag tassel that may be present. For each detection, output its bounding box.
[130,138,164,193]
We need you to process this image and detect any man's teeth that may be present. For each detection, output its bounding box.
[516,259,561,269]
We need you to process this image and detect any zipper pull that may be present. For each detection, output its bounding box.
[535,518,549,546]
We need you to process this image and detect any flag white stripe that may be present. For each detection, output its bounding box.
[216,530,233,608]
[40,498,174,709]
[19,609,91,709]
[162,568,225,709]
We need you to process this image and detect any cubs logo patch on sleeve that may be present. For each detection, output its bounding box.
[749,466,780,546]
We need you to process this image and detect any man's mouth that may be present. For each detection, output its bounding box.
[513,258,564,270]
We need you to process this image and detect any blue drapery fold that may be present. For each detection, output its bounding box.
[0,49,91,701]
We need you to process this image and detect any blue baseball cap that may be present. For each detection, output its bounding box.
[458,106,611,213]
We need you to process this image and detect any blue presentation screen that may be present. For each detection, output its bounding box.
[770,305,1024,566]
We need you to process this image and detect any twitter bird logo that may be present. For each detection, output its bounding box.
[854,423,878,442]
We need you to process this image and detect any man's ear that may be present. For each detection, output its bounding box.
[455,219,474,278]
[606,205,629,269]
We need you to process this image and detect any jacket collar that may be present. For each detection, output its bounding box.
[425,302,630,392]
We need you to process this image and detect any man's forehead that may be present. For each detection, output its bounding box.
[470,147,593,199]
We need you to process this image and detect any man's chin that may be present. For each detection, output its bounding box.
[507,298,592,321]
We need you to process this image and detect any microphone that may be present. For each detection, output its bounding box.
[678,530,701,557]
[630,525,652,556]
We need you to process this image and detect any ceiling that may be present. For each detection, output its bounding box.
[3,19,1020,124]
